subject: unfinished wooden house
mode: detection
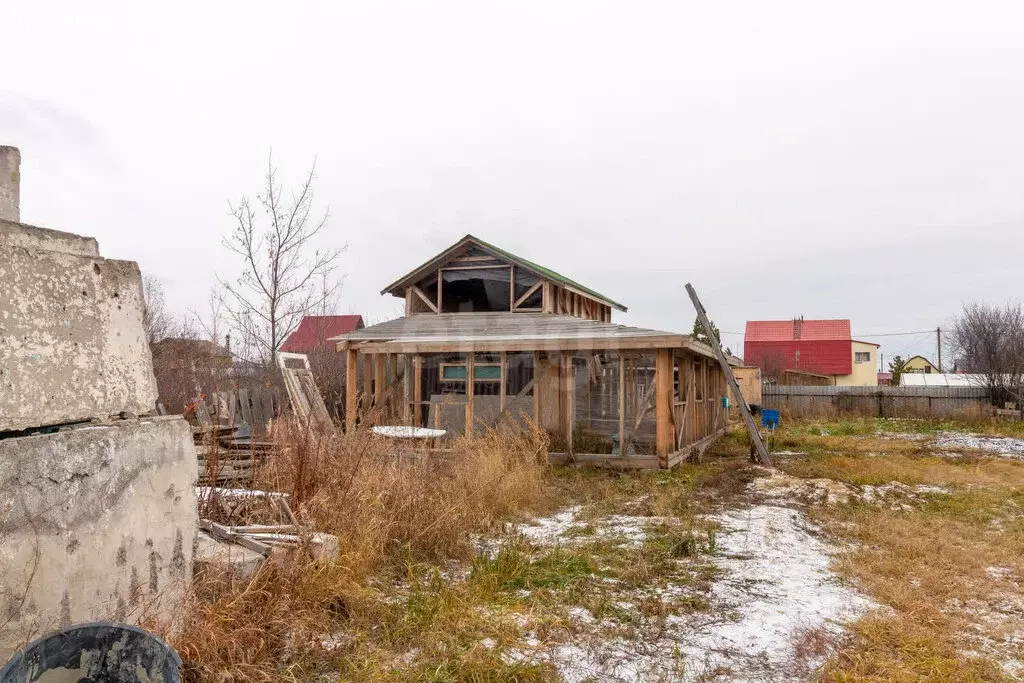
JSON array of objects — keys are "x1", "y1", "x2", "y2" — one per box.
[{"x1": 334, "y1": 235, "x2": 730, "y2": 468}]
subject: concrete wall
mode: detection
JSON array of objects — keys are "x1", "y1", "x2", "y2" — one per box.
[
  {"x1": 0, "y1": 417, "x2": 198, "y2": 661},
  {"x1": 0, "y1": 146, "x2": 19, "y2": 223},
  {"x1": 0, "y1": 221, "x2": 158, "y2": 431}
]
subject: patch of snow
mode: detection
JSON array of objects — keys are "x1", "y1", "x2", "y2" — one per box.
[
  {"x1": 987, "y1": 566, "x2": 1014, "y2": 580},
  {"x1": 514, "y1": 506, "x2": 582, "y2": 545},
  {"x1": 934, "y1": 434, "x2": 1024, "y2": 460},
  {"x1": 505, "y1": 500, "x2": 876, "y2": 682},
  {"x1": 859, "y1": 482, "x2": 951, "y2": 507},
  {"x1": 675, "y1": 504, "x2": 876, "y2": 680}
]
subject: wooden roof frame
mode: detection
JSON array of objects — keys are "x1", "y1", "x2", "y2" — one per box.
[{"x1": 380, "y1": 234, "x2": 628, "y2": 312}]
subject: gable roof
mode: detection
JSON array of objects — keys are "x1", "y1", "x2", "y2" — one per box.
[
  {"x1": 381, "y1": 234, "x2": 627, "y2": 312},
  {"x1": 745, "y1": 319, "x2": 851, "y2": 342},
  {"x1": 280, "y1": 315, "x2": 364, "y2": 354}
]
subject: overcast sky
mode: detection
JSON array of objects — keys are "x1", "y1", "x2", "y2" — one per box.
[{"x1": 3, "y1": 0, "x2": 1023, "y2": 366}]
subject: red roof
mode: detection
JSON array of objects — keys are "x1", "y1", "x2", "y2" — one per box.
[
  {"x1": 280, "y1": 315, "x2": 364, "y2": 354},
  {"x1": 745, "y1": 319, "x2": 851, "y2": 342}
]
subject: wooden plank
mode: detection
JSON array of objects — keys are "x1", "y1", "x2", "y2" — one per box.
[
  {"x1": 496, "y1": 377, "x2": 536, "y2": 422},
  {"x1": 405, "y1": 287, "x2": 414, "y2": 316},
  {"x1": 403, "y1": 355, "x2": 413, "y2": 422},
  {"x1": 542, "y1": 282, "x2": 554, "y2": 313},
  {"x1": 348, "y1": 335, "x2": 695, "y2": 354},
  {"x1": 563, "y1": 354, "x2": 575, "y2": 452},
  {"x1": 686, "y1": 283, "x2": 771, "y2": 467},
  {"x1": 655, "y1": 348, "x2": 674, "y2": 466},
  {"x1": 437, "y1": 267, "x2": 443, "y2": 313},
  {"x1": 413, "y1": 355, "x2": 423, "y2": 427},
  {"x1": 465, "y1": 353, "x2": 475, "y2": 434}
]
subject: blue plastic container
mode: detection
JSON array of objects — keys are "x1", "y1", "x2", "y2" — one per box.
[{"x1": 761, "y1": 408, "x2": 780, "y2": 429}]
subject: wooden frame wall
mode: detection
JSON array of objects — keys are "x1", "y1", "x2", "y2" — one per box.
[{"x1": 343, "y1": 342, "x2": 729, "y2": 468}]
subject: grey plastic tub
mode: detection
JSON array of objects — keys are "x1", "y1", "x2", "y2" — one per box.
[{"x1": 0, "y1": 622, "x2": 181, "y2": 682}]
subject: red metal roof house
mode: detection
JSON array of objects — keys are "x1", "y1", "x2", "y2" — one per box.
[
  {"x1": 280, "y1": 315, "x2": 365, "y2": 354},
  {"x1": 744, "y1": 319, "x2": 879, "y2": 386}
]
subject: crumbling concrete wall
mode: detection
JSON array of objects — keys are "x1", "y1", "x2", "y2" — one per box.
[
  {"x1": 0, "y1": 146, "x2": 19, "y2": 223},
  {"x1": 0, "y1": 220, "x2": 158, "y2": 432},
  {"x1": 0, "y1": 417, "x2": 198, "y2": 661}
]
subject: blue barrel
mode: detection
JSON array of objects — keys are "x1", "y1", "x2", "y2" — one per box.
[
  {"x1": 761, "y1": 408, "x2": 780, "y2": 429},
  {"x1": 1, "y1": 622, "x2": 181, "y2": 683}
]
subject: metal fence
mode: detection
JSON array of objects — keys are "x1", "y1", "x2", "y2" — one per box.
[{"x1": 762, "y1": 385, "x2": 992, "y2": 419}]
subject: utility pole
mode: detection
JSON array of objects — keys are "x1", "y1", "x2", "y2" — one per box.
[{"x1": 937, "y1": 327, "x2": 942, "y2": 373}]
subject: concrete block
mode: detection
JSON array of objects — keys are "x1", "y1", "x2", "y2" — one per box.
[
  {"x1": 0, "y1": 416, "x2": 199, "y2": 661},
  {"x1": 0, "y1": 222, "x2": 158, "y2": 432},
  {"x1": 194, "y1": 531, "x2": 265, "y2": 583}
]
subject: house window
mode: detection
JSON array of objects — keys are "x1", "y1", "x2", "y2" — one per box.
[
  {"x1": 439, "y1": 362, "x2": 501, "y2": 382},
  {"x1": 855, "y1": 351, "x2": 871, "y2": 364}
]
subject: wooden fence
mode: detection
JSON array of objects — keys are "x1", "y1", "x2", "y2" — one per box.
[{"x1": 762, "y1": 385, "x2": 992, "y2": 419}]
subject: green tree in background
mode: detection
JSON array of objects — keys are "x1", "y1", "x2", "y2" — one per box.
[
  {"x1": 888, "y1": 355, "x2": 908, "y2": 386},
  {"x1": 692, "y1": 316, "x2": 732, "y2": 356}
]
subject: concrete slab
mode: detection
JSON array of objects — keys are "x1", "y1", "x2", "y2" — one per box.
[
  {"x1": 0, "y1": 416, "x2": 198, "y2": 661},
  {"x1": 0, "y1": 222, "x2": 157, "y2": 431}
]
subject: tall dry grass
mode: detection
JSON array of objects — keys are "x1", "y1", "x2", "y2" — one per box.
[{"x1": 173, "y1": 419, "x2": 550, "y2": 681}]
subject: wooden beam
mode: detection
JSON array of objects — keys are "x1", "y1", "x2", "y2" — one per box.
[
  {"x1": 465, "y1": 353, "x2": 475, "y2": 435},
  {"x1": 437, "y1": 267, "x2": 443, "y2": 314},
  {"x1": 348, "y1": 334, "x2": 706, "y2": 355},
  {"x1": 405, "y1": 287, "x2": 414, "y2": 316},
  {"x1": 345, "y1": 348, "x2": 358, "y2": 435},
  {"x1": 655, "y1": 348, "x2": 674, "y2": 466},
  {"x1": 514, "y1": 281, "x2": 543, "y2": 308},
  {"x1": 412, "y1": 285, "x2": 438, "y2": 313},
  {"x1": 413, "y1": 355, "x2": 423, "y2": 427},
  {"x1": 499, "y1": 351, "x2": 507, "y2": 412},
  {"x1": 542, "y1": 282, "x2": 554, "y2": 314},
  {"x1": 686, "y1": 283, "x2": 771, "y2": 467}
]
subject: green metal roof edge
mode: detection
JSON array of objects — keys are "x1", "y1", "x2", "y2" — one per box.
[{"x1": 467, "y1": 235, "x2": 628, "y2": 311}]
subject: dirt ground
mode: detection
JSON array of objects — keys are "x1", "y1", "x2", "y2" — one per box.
[{"x1": 353, "y1": 418, "x2": 1024, "y2": 682}]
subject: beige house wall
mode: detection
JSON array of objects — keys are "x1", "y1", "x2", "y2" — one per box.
[{"x1": 834, "y1": 341, "x2": 879, "y2": 386}]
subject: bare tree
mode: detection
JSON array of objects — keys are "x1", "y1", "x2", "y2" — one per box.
[
  {"x1": 142, "y1": 273, "x2": 177, "y2": 345},
  {"x1": 950, "y1": 301, "x2": 1024, "y2": 406},
  {"x1": 220, "y1": 152, "x2": 345, "y2": 366}
]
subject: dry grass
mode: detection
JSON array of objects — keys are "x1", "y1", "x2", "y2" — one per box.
[
  {"x1": 761, "y1": 418, "x2": 1024, "y2": 681},
  {"x1": 172, "y1": 420, "x2": 553, "y2": 681}
]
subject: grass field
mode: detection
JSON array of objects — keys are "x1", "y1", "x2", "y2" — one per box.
[{"x1": 173, "y1": 417, "x2": 1024, "y2": 682}]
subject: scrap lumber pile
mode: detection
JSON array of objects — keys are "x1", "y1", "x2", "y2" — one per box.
[{"x1": 196, "y1": 486, "x2": 338, "y2": 562}]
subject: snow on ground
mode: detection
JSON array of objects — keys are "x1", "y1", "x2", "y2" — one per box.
[
  {"x1": 504, "y1": 486, "x2": 876, "y2": 682},
  {"x1": 512, "y1": 505, "x2": 671, "y2": 549},
  {"x1": 934, "y1": 434, "x2": 1024, "y2": 460}
]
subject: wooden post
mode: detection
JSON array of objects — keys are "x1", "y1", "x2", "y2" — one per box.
[
  {"x1": 403, "y1": 355, "x2": 412, "y2": 423},
  {"x1": 413, "y1": 355, "x2": 423, "y2": 427},
  {"x1": 655, "y1": 348, "x2": 674, "y2": 466},
  {"x1": 686, "y1": 283, "x2": 772, "y2": 467},
  {"x1": 564, "y1": 354, "x2": 574, "y2": 452},
  {"x1": 533, "y1": 351, "x2": 541, "y2": 420},
  {"x1": 362, "y1": 355, "x2": 373, "y2": 411},
  {"x1": 618, "y1": 353, "x2": 626, "y2": 455},
  {"x1": 542, "y1": 282, "x2": 554, "y2": 313},
  {"x1": 345, "y1": 349, "x2": 358, "y2": 435},
  {"x1": 465, "y1": 353, "x2": 475, "y2": 435},
  {"x1": 405, "y1": 287, "x2": 414, "y2": 316},
  {"x1": 374, "y1": 354, "x2": 386, "y2": 406},
  {"x1": 499, "y1": 351, "x2": 507, "y2": 412}
]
